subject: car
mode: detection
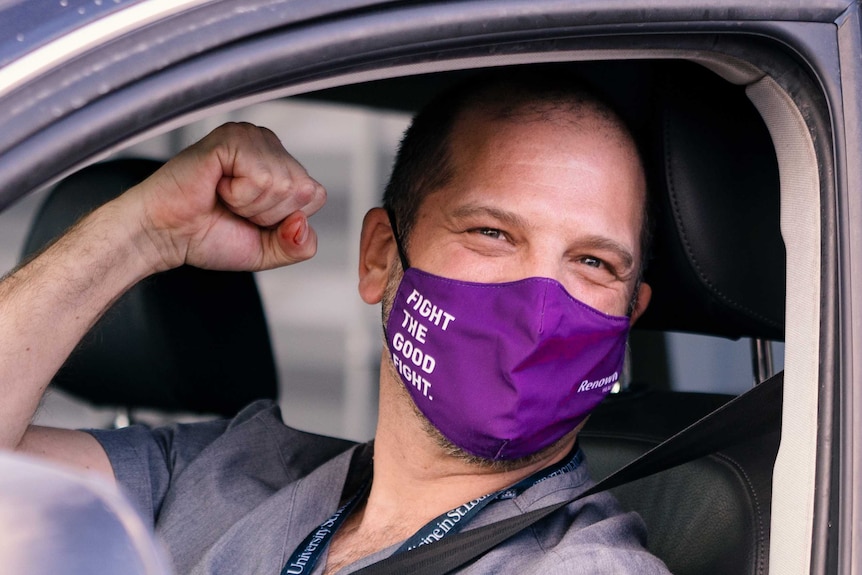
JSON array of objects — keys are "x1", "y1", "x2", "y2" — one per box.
[{"x1": 0, "y1": 1, "x2": 856, "y2": 574}]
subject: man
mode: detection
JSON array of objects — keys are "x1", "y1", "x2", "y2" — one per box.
[{"x1": 0, "y1": 72, "x2": 668, "y2": 573}]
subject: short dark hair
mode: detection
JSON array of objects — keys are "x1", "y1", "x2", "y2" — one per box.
[{"x1": 382, "y1": 67, "x2": 652, "y2": 274}]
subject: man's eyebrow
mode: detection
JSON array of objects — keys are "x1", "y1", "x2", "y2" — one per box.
[
  {"x1": 449, "y1": 204, "x2": 529, "y2": 229},
  {"x1": 579, "y1": 235, "x2": 635, "y2": 272}
]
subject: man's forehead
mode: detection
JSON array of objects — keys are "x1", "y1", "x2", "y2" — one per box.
[
  {"x1": 448, "y1": 100, "x2": 643, "y2": 180},
  {"x1": 450, "y1": 96, "x2": 640, "y2": 162},
  {"x1": 436, "y1": 96, "x2": 649, "y2": 268}
]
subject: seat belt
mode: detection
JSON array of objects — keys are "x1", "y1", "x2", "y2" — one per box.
[{"x1": 353, "y1": 370, "x2": 783, "y2": 575}]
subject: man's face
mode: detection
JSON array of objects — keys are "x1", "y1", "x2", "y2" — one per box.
[
  {"x1": 362, "y1": 104, "x2": 651, "y2": 468},
  {"x1": 404, "y1": 108, "x2": 649, "y2": 319}
]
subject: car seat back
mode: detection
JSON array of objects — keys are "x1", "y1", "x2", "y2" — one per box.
[
  {"x1": 582, "y1": 389, "x2": 779, "y2": 575},
  {"x1": 637, "y1": 62, "x2": 785, "y2": 340},
  {"x1": 21, "y1": 158, "x2": 278, "y2": 417}
]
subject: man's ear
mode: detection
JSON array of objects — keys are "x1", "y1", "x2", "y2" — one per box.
[
  {"x1": 629, "y1": 282, "x2": 652, "y2": 326},
  {"x1": 358, "y1": 207, "x2": 398, "y2": 304}
]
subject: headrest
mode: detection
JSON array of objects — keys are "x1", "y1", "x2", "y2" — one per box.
[
  {"x1": 22, "y1": 158, "x2": 278, "y2": 417},
  {"x1": 636, "y1": 63, "x2": 785, "y2": 341}
]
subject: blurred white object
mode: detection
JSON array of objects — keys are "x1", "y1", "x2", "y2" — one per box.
[{"x1": 0, "y1": 452, "x2": 173, "y2": 575}]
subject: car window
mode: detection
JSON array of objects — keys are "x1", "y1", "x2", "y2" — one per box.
[
  {"x1": 664, "y1": 332, "x2": 784, "y2": 395},
  {"x1": 0, "y1": 95, "x2": 782, "y2": 437},
  {"x1": 0, "y1": 98, "x2": 409, "y2": 439}
]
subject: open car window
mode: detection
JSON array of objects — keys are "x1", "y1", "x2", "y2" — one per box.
[{"x1": 0, "y1": 92, "x2": 782, "y2": 435}]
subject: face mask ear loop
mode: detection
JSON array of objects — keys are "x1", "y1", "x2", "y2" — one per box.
[{"x1": 386, "y1": 209, "x2": 411, "y2": 272}]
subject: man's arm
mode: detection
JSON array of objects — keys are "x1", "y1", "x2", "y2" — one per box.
[{"x1": 0, "y1": 122, "x2": 326, "y2": 480}]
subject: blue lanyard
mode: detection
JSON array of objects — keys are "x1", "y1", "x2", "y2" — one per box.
[
  {"x1": 280, "y1": 446, "x2": 582, "y2": 575},
  {"x1": 280, "y1": 479, "x2": 371, "y2": 575},
  {"x1": 394, "y1": 447, "x2": 583, "y2": 553}
]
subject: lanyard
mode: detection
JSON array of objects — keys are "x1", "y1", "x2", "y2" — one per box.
[
  {"x1": 280, "y1": 445, "x2": 582, "y2": 575},
  {"x1": 280, "y1": 479, "x2": 371, "y2": 575},
  {"x1": 394, "y1": 446, "x2": 583, "y2": 553}
]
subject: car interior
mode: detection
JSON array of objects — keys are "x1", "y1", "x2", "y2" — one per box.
[
  {"x1": 0, "y1": 58, "x2": 791, "y2": 575},
  {"x1": 21, "y1": 158, "x2": 278, "y2": 422},
  {"x1": 1, "y1": 0, "x2": 836, "y2": 562}
]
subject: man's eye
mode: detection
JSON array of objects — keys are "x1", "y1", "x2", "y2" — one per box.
[
  {"x1": 581, "y1": 256, "x2": 603, "y2": 268},
  {"x1": 475, "y1": 228, "x2": 504, "y2": 240}
]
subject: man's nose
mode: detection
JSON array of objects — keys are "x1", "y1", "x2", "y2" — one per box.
[{"x1": 518, "y1": 252, "x2": 567, "y2": 284}]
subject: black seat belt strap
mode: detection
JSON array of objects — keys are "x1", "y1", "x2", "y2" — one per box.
[{"x1": 353, "y1": 370, "x2": 783, "y2": 575}]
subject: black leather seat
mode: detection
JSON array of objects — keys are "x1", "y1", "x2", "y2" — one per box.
[
  {"x1": 580, "y1": 62, "x2": 784, "y2": 575},
  {"x1": 21, "y1": 158, "x2": 278, "y2": 418},
  {"x1": 582, "y1": 391, "x2": 778, "y2": 575}
]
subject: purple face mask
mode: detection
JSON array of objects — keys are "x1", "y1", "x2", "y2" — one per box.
[{"x1": 385, "y1": 266, "x2": 631, "y2": 461}]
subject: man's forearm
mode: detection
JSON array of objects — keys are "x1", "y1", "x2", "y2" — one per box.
[
  {"x1": 0, "y1": 197, "x2": 157, "y2": 449},
  {"x1": 0, "y1": 123, "x2": 325, "y2": 455}
]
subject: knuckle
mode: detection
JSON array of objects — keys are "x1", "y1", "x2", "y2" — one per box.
[
  {"x1": 256, "y1": 169, "x2": 275, "y2": 192},
  {"x1": 212, "y1": 121, "x2": 257, "y2": 144},
  {"x1": 259, "y1": 126, "x2": 281, "y2": 143},
  {"x1": 214, "y1": 121, "x2": 241, "y2": 137},
  {"x1": 293, "y1": 182, "x2": 314, "y2": 204}
]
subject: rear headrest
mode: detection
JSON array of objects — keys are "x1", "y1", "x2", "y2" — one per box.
[
  {"x1": 22, "y1": 158, "x2": 278, "y2": 417},
  {"x1": 637, "y1": 64, "x2": 785, "y2": 341}
]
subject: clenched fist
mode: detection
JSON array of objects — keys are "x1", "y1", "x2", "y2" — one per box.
[{"x1": 121, "y1": 122, "x2": 327, "y2": 273}]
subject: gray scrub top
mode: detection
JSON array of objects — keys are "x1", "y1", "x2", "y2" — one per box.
[{"x1": 88, "y1": 400, "x2": 670, "y2": 574}]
